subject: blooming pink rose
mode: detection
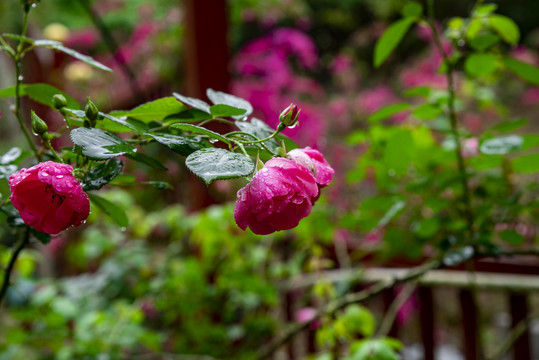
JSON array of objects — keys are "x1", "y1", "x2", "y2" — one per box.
[
  {"x1": 234, "y1": 157, "x2": 319, "y2": 235},
  {"x1": 287, "y1": 147, "x2": 334, "y2": 201},
  {"x1": 9, "y1": 161, "x2": 90, "y2": 234}
]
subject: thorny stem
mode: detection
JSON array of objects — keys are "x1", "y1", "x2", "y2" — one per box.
[
  {"x1": 14, "y1": 8, "x2": 39, "y2": 160},
  {"x1": 254, "y1": 260, "x2": 441, "y2": 360},
  {"x1": 0, "y1": 227, "x2": 31, "y2": 308},
  {"x1": 426, "y1": 0, "x2": 474, "y2": 243}
]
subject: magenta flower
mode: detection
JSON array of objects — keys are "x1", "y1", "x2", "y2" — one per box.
[
  {"x1": 287, "y1": 147, "x2": 334, "y2": 201},
  {"x1": 9, "y1": 161, "x2": 90, "y2": 234},
  {"x1": 234, "y1": 157, "x2": 319, "y2": 235}
]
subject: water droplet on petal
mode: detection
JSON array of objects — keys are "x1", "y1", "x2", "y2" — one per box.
[{"x1": 56, "y1": 175, "x2": 64, "y2": 179}]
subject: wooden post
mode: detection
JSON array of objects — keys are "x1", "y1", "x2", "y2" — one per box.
[
  {"x1": 184, "y1": 0, "x2": 230, "y2": 99},
  {"x1": 418, "y1": 287, "x2": 435, "y2": 360},
  {"x1": 459, "y1": 289, "x2": 480, "y2": 360},
  {"x1": 183, "y1": 0, "x2": 231, "y2": 210},
  {"x1": 509, "y1": 293, "x2": 531, "y2": 360}
]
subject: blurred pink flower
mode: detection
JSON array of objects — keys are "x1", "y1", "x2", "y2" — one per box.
[
  {"x1": 462, "y1": 137, "x2": 479, "y2": 158},
  {"x1": 357, "y1": 85, "x2": 398, "y2": 114},
  {"x1": 294, "y1": 307, "x2": 320, "y2": 328},
  {"x1": 9, "y1": 161, "x2": 90, "y2": 234},
  {"x1": 522, "y1": 87, "x2": 539, "y2": 105},
  {"x1": 64, "y1": 28, "x2": 100, "y2": 49}
]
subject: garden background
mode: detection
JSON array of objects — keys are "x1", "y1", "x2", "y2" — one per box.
[{"x1": 1, "y1": 0, "x2": 539, "y2": 359}]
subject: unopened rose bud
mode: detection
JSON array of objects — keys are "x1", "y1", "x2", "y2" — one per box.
[
  {"x1": 52, "y1": 94, "x2": 68, "y2": 109},
  {"x1": 31, "y1": 110, "x2": 48, "y2": 136},
  {"x1": 279, "y1": 103, "x2": 300, "y2": 127},
  {"x1": 85, "y1": 98, "x2": 99, "y2": 124}
]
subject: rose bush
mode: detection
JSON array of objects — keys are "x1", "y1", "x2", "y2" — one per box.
[
  {"x1": 234, "y1": 149, "x2": 333, "y2": 235},
  {"x1": 9, "y1": 161, "x2": 90, "y2": 234}
]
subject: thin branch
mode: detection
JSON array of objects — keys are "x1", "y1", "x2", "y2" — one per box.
[
  {"x1": 426, "y1": 0, "x2": 474, "y2": 242},
  {"x1": 254, "y1": 260, "x2": 440, "y2": 360},
  {"x1": 0, "y1": 227, "x2": 31, "y2": 307},
  {"x1": 487, "y1": 308, "x2": 539, "y2": 360},
  {"x1": 376, "y1": 282, "x2": 418, "y2": 337}
]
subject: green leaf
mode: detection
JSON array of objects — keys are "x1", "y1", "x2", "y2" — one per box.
[
  {"x1": 466, "y1": 18, "x2": 483, "y2": 40},
  {"x1": 403, "y1": 87, "x2": 431, "y2": 98},
  {"x1": 206, "y1": 88, "x2": 253, "y2": 119},
  {"x1": 503, "y1": 57, "x2": 539, "y2": 85},
  {"x1": 367, "y1": 103, "x2": 410, "y2": 123},
  {"x1": 412, "y1": 217, "x2": 440, "y2": 238},
  {"x1": 185, "y1": 148, "x2": 254, "y2": 184},
  {"x1": 125, "y1": 152, "x2": 168, "y2": 170},
  {"x1": 147, "y1": 133, "x2": 204, "y2": 156},
  {"x1": 83, "y1": 158, "x2": 123, "y2": 191},
  {"x1": 172, "y1": 92, "x2": 211, "y2": 113},
  {"x1": 0, "y1": 84, "x2": 80, "y2": 109},
  {"x1": 374, "y1": 17, "x2": 415, "y2": 68},
  {"x1": 100, "y1": 112, "x2": 147, "y2": 134},
  {"x1": 474, "y1": 4, "x2": 498, "y2": 15},
  {"x1": 499, "y1": 230, "x2": 524, "y2": 245},
  {"x1": 470, "y1": 33, "x2": 500, "y2": 51},
  {"x1": 339, "y1": 305, "x2": 375, "y2": 337},
  {"x1": 121, "y1": 97, "x2": 186, "y2": 122},
  {"x1": 235, "y1": 118, "x2": 279, "y2": 152},
  {"x1": 0, "y1": 147, "x2": 23, "y2": 164},
  {"x1": 512, "y1": 153, "x2": 539, "y2": 173},
  {"x1": 479, "y1": 135, "x2": 523, "y2": 155},
  {"x1": 521, "y1": 134, "x2": 539, "y2": 150},
  {"x1": 31, "y1": 229, "x2": 51, "y2": 245},
  {"x1": 70, "y1": 128, "x2": 135, "y2": 160},
  {"x1": 0, "y1": 165, "x2": 17, "y2": 180},
  {"x1": 209, "y1": 104, "x2": 247, "y2": 118},
  {"x1": 401, "y1": 2, "x2": 423, "y2": 18},
  {"x1": 489, "y1": 15, "x2": 520, "y2": 45},
  {"x1": 170, "y1": 123, "x2": 230, "y2": 145},
  {"x1": 491, "y1": 118, "x2": 527, "y2": 133},
  {"x1": 349, "y1": 339, "x2": 400, "y2": 360},
  {"x1": 465, "y1": 53, "x2": 497, "y2": 77},
  {"x1": 88, "y1": 193, "x2": 128, "y2": 227},
  {"x1": 412, "y1": 103, "x2": 443, "y2": 120},
  {"x1": 33, "y1": 40, "x2": 112, "y2": 72},
  {"x1": 144, "y1": 181, "x2": 173, "y2": 190}
]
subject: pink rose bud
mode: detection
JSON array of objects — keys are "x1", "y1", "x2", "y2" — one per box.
[
  {"x1": 279, "y1": 103, "x2": 300, "y2": 127},
  {"x1": 234, "y1": 157, "x2": 319, "y2": 235},
  {"x1": 287, "y1": 147, "x2": 334, "y2": 202},
  {"x1": 9, "y1": 161, "x2": 90, "y2": 234}
]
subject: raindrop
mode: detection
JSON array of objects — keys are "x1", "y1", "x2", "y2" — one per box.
[
  {"x1": 120, "y1": 227, "x2": 127, "y2": 232},
  {"x1": 287, "y1": 123, "x2": 299, "y2": 129},
  {"x1": 42, "y1": 172, "x2": 49, "y2": 176},
  {"x1": 31, "y1": 3, "x2": 37, "y2": 7},
  {"x1": 56, "y1": 175, "x2": 64, "y2": 179},
  {"x1": 209, "y1": 139, "x2": 218, "y2": 144},
  {"x1": 17, "y1": 75, "x2": 23, "y2": 81}
]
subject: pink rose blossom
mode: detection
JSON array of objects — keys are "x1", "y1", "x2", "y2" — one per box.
[
  {"x1": 9, "y1": 161, "x2": 90, "y2": 234},
  {"x1": 287, "y1": 147, "x2": 334, "y2": 198},
  {"x1": 234, "y1": 157, "x2": 319, "y2": 235}
]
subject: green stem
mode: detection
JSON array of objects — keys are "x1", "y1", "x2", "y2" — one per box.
[
  {"x1": 45, "y1": 139, "x2": 64, "y2": 163},
  {"x1": 426, "y1": 0, "x2": 474, "y2": 242},
  {"x1": 0, "y1": 227, "x2": 30, "y2": 308},
  {"x1": 226, "y1": 131, "x2": 277, "y2": 156},
  {"x1": 14, "y1": 8, "x2": 39, "y2": 160}
]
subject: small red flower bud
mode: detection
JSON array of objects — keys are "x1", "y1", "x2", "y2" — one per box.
[{"x1": 279, "y1": 103, "x2": 300, "y2": 127}]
